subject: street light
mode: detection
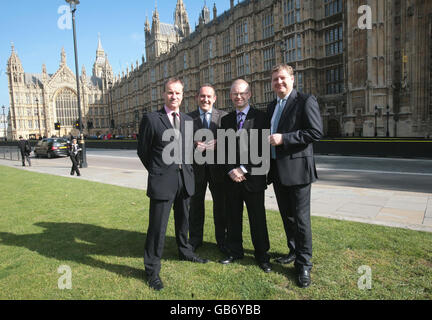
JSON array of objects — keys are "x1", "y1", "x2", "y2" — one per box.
[
  {"x1": 2, "y1": 105, "x2": 6, "y2": 141},
  {"x1": 66, "y1": 0, "x2": 87, "y2": 168},
  {"x1": 35, "y1": 98, "x2": 42, "y2": 138},
  {"x1": 374, "y1": 105, "x2": 378, "y2": 137},
  {"x1": 386, "y1": 105, "x2": 390, "y2": 137},
  {"x1": 108, "y1": 80, "x2": 114, "y2": 133}
]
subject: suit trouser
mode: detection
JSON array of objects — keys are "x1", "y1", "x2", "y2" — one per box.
[
  {"x1": 225, "y1": 182, "x2": 270, "y2": 263},
  {"x1": 189, "y1": 165, "x2": 227, "y2": 248},
  {"x1": 273, "y1": 181, "x2": 313, "y2": 271},
  {"x1": 70, "y1": 155, "x2": 80, "y2": 175},
  {"x1": 144, "y1": 170, "x2": 195, "y2": 280},
  {"x1": 20, "y1": 152, "x2": 31, "y2": 166}
]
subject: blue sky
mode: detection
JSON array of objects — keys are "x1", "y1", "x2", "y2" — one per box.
[{"x1": 0, "y1": 0, "x2": 231, "y2": 113}]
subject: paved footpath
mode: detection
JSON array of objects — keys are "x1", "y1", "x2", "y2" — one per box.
[{"x1": 1, "y1": 155, "x2": 431, "y2": 233}]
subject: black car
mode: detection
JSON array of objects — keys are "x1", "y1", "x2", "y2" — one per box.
[{"x1": 34, "y1": 138, "x2": 70, "y2": 158}]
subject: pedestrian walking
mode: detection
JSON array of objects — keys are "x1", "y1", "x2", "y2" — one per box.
[
  {"x1": 69, "y1": 138, "x2": 82, "y2": 176},
  {"x1": 17, "y1": 136, "x2": 31, "y2": 167}
]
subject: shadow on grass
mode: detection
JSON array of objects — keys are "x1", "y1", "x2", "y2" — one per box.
[{"x1": 0, "y1": 222, "x2": 183, "y2": 283}]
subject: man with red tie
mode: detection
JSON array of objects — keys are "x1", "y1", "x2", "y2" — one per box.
[{"x1": 137, "y1": 78, "x2": 208, "y2": 291}]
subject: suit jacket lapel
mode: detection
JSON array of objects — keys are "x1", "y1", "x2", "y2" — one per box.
[
  {"x1": 243, "y1": 107, "x2": 255, "y2": 130},
  {"x1": 278, "y1": 90, "x2": 298, "y2": 131},
  {"x1": 268, "y1": 100, "x2": 277, "y2": 118},
  {"x1": 158, "y1": 108, "x2": 172, "y2": 130}
]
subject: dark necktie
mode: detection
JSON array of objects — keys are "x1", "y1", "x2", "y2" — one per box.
[
  {"x1": 172, "y1": 112, "x2": 182, "y2": 168},
  {"x1": 173, "y1": 112, "x2": 180, "y2": 131},
  {"x1": 203, "y1": 112, "x2": 210, "y2": 129},
  {"x1": 237, "y1": 112, "x2": 245, "y2": 130}
]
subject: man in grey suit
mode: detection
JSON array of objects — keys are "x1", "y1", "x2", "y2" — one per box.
[
  {"x1": 137, "y1": 78, "x2": 208, "y2": 291},
  {"x1": 267, "y1": 65, "x2": 323, "y2": 288},
  {"x1": 187, "y1": 84, "x2": 228, "y2": 254}
]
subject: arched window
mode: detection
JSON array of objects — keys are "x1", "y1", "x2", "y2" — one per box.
[{"x1": 55, "y1": 88, "x2": 78, "y2": 127}]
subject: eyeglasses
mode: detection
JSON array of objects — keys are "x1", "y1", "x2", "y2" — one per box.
[{"x1": 231, "y1": 91, "x2": 249, "y2": 97}]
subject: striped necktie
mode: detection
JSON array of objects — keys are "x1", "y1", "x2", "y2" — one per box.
[{"x1": 237, "y1": 112, "x2": 245, "y2": 130}]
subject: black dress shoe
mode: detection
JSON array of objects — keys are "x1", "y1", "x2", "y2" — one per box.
[
  {"x1": 182, "y1": 255, "x2": 209, "y2": 264},
  {"x1": 259, "y1": 262, "x2": 272, "y2": 273},
  {"x1": 191, "y1": 243, "x2": 202, "y2": 252},
  {"x1": 219, "y1": 256, "x2": 242, "y2": 265},
  {"x1": 217, "y1": 244, "x2": 229, "y2": 255},
  {"x1": 275, "y1": 252, "x2": 296, "y2": 265},
  {"x1": 148, "y1": 276, "x2": 164, "y2": 291},
  {"x1": 297, "y1": 269, "x2": 311, "y2": 288}
]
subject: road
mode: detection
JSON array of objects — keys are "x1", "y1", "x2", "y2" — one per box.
[{"x1": 86, "y1": 149, "x2": 432, "y2": 194}]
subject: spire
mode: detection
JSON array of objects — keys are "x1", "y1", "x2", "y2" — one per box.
[
  {"x1": 174, "y1": 0, "x2": 190, "y2": 37},
  {"x1": 152, "y1": 3, "x2": 160, "y2": 34},
  {"x1": 81, "y1": 65, "x2": 87, "y2": 78},
  {"x1": 60, "y1": 47, "x2": 67, "y2": 66},
  {"x1": 7, "y1": 42, "x2": 24, "y2": 76},
  {"x1": 213, "y1": 3, "x2": 217, "y2": 20},
  {"x1": 145, "y1": 14, "x2": 150, "y2": 33},
  {"x1": 96, "y1": 33, "x2": 105, "y2": 58},
  {"x1": 200, "y1": 1, "x2": 210, "y2": 25}
]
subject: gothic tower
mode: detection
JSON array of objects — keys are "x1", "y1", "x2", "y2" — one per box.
[
  {"x1": 7, "y1": 43, "x2": 24, "y2": 85},
  {"x1": 145, "y1": 2, "x2": 189, "y2": 62},
  {"x1": 174, "y1": 0, "x2": 190, "y2": 37},
  {"x1": 92, "y1": 35, "x2": 112, "y2": 80}
]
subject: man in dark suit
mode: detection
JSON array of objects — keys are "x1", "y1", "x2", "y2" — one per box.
[
  {"x1": 137, "y1": 78, "x2": 208, "y2": 291},
  {"x1": 188, "y1": 84, "x2": 228, "y2": 253},
  {"x1": 267, "y1": 65, "x2": 323, "y2": 288},
  {"x1": 18, "y1": 136, "x2": 31, "y2": 167},
  {"x1": 219, "y1": 79, "x2": 272, "y2": 273}
]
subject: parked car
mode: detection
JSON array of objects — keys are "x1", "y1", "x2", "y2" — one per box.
[{"x1": 34, "y1": 138, "x2": 70, "y2": 158}]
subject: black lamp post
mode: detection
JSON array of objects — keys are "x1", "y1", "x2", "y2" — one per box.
[
  {"x1": 374, "y1": 105, "x2": 378, "y2": 137},
  {"x1": 2, "y1": 105, "x2": 6, "y2": 140},
  {"x1": 386, "y1": 105, "x2": 390, "y2": 137},
  {"x1": 66, "y1": 0, "x2": 87, "y2": 168},
  {"x1": 108, "y1": 81, "x2": 114, "y2": 133},
  {"x1": 35, "y1": 98, "x2": 42, "y2": 138}
]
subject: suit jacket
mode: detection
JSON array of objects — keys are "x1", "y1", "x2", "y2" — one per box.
[
  {"x1": 267, "y1": 89, "x2": 323, "y2": 186},
  {"x1": 137, "y1": 108, "x2": 195, "y2": 200},
  {"x1": 18, "y1": 139, "x2": 31, "y2": 155},
  {"x1": 187, "y1": 107, "x2": 228, "y2": 184},
  {"x1": 220, "y1": 107, "x2": 269, "y2": 193}
]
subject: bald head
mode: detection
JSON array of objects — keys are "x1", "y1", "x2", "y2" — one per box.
[
  {"x1": 230, "y1": 79, "x2": 252, "y2": 111},
  {"x1": 230, "y1": 79, "x2": 250, "y2": 94}
]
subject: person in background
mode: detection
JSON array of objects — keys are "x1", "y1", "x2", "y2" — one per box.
[
  {"x1": 18, "y1": 136, "x2": 31, "y2": 167},
  {"x1": 69, "y1": 138, "x2": 82, "y2": 176}
]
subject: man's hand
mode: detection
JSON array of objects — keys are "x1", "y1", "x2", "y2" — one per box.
[
  {"x1": 195, "y1": 141, "x2": 207, "y2": 152},
  {"x1": 195, "y1": 139, "x2": 217, "y2": 152},
  {"x1": 228, "y1": 168, "x2": 246, "y2": 183},
  {"x1": 205, "y1": 139, "x2": 217, "y2": 151},
  {"x1": 269, "y1": 134, "x2": 283, "y2": 146}
]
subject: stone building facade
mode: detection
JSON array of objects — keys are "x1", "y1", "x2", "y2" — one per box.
[
  {"x1": 6, "y1": 38, "x2": 112, "y2": 140},
  {"x1": 6, "y1": 0, "x2": 432, "y2": 139}
]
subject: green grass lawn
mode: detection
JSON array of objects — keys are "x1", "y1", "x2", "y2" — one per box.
[{"x1": 0, "y1": 165, "x2": 431, "y2": 300}]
